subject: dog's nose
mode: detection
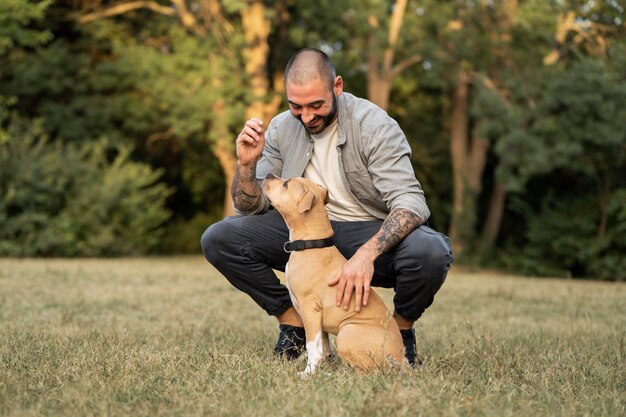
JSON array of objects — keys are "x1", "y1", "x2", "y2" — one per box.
[{"x1": 265, "y1": 173, "x2": 277, "y2": 179}]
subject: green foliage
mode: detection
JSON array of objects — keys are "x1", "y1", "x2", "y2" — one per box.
[
  {"x1": 1, "y1": 18, "x2": 239, "y2": 230},
  {"x1": 501, "y1": 190, "x2": 626, "y2": 281},
  {"x1": 493, "y1": 56, "x2": 626, "y2": 280},
  {"x1": 0, "y1": 96, "x2": 17, "y2": 144},
  {"x1": 497, "y1": 46, "x2": 626, "y2": 193},
  {"x1": 158, "y1": 211, "x2": 222, "y2": 254},
  {"x1": 0, "y1": 0, "x2": 624, "y2": 280},
  {"x1": 0, "y1": 119, "x2": 172, "y2": 256},
  {"x1": 3, "y1": 20, "x2": 239, "y2": 145},
  {"x1": 0, "y1": 0, "x2": 52, "y2": 55}
]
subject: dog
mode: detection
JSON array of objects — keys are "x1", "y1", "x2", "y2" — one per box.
[{"x1": 262, "y1": 175, "x2": 406, "y2": 375}]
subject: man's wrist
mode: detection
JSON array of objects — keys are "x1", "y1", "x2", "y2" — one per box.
[
  {"x1": 237, "y1": 161, "x2": 257, "y2": 182},
  {"x1": 232, "y1": 161, "x2": 262, "y2": 213},
  {"x1": 355, "y1": 244, "x2": 379, "y2": 264}
]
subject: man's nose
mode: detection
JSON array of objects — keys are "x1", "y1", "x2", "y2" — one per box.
[{"x1": 301, "y1": 108, "x2": 314, "y2": 123}]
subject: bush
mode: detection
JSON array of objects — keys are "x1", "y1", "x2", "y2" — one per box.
[
  {"x1": 158, "y1": 211, "x2": 222, "y2": 254},
  {"x1": 0, "y1": 119, "x2": 172, "y2": 256},
  {"x1": 506, "y1": 192, "x2": 626, "y2": 281}
]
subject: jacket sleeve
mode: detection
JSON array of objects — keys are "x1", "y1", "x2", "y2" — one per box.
[{"x1": 363, "y1": 121, "x2": 431, "y2": 223}]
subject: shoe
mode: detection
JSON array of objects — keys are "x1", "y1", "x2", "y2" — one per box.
[
  {"x1": 273, "y1": 324, "x2": 306, "y2": 360},
  {"x1": 400, "y1": 328, "x2": 424, "y2": 369}
]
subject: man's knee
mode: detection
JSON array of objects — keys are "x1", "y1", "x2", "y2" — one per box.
[
  {"x1": 200, "y1": 220, "x2": 232, "y2": 264},
  {"x1": 392, "y1": 228, "x2": 452, "y2": 321},
  {"x1": 404, "y1": 227, "x2": 453, "y2": 280},
  {"x1": 424, "y1": 234, "x2": 453, "y2": 276}
]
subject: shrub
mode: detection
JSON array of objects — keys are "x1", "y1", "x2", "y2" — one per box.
[
  {"x1": 0, "y1": 119, "x2": 172, "y2": 256},
  {"x1": 510, "y1": 192, "x2": 626, "y2": 281}
]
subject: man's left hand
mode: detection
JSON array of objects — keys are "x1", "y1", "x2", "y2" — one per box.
[{"x1": 327, "y1": 250, "x2": 375, "y2": 312}]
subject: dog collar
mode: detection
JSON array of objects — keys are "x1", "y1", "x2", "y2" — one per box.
[{"x1": 283, "y1": 236, "x2": 335, "y2": 253}]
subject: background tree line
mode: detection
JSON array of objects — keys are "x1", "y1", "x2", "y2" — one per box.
[{"x1": 1, "y1": 0, "x2": 624, "y2": 280}]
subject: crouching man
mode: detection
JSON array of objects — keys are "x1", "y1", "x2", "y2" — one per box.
[{"x1": 201, "y1": 48, "x2": 453, "y2": 367}]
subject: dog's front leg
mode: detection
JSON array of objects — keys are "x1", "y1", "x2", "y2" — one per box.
[{"x1": 300, "y1": 310, "x2": 325, "y2": 377}]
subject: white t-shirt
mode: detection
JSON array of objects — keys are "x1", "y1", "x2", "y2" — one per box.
[{"x1": 303, "y1": 120, "x2": 378, "y2": 222}]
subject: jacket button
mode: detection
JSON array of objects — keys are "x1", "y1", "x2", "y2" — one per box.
[{"x1": 306, "y1": 153, "x2": 311, "y2": 158}]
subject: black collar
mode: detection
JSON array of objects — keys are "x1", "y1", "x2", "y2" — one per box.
[{"x1": 283, "y1": 236, "x2": 335, "y2": 253}]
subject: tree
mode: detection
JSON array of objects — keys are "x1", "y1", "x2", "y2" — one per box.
[
  {"x1": 496, "y1": 56, "x2": 626, "y2": 238},
  {"x1": 429, "y1": 0, "x2": 544, "y2": 256},
  {"x1": 0, "y1": 0, "x2": 52, "y2": 142},
  {"x1": 0, "y1": 0, "x2": 52, "y2": 55},
  {"x1": 0, "y1": 119, "x2": 172, "y2": 256},
  {"x1": 365, "y1": 0, "x2": 423, "y2": 110},
  {"x1": 71, "y1": 0, "x2": 287, "y2": 217}
]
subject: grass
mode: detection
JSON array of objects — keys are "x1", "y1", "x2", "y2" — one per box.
[{"x1": 0, "y1": 257, "x2": 624, "y2": 417}]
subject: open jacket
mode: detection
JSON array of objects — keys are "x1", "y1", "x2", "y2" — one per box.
[{"x1": 242, "y1": 92, "x2": 430, "y2": 223}]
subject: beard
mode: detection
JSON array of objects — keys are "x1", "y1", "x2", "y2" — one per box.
[{"x1": 296, "y1": 95, "x2": 338, "y2": 135}]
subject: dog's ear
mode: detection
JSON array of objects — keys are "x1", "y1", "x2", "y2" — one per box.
[
  {"x1": 297, "y1": 189, "x2": 316, "y2": 213},
  {"x1": 322, "y1": 187, "x2": 329, "y2": 204},
  {"x1": 313, "y1": 182, "x2": 330, "y2": 205}
]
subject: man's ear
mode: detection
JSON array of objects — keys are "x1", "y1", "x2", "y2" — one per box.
[
  {"x1": 333, "y1": 76, "x2": 344, "y2": 96},
  {"x1": 297, "y1": 189, "x2": 316, "y2": 213}
]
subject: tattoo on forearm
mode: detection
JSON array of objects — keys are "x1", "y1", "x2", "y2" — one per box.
[
  {"x1": 373, "y1": 208, "x2": 423, "y2": 255},
  {"x1": 231, "y1": 166, "x2": 261, "y2": 212}
]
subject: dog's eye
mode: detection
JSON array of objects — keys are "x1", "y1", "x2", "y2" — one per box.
[{"x1": 283, "y1": 180, "x2": 289, "y2": 188}]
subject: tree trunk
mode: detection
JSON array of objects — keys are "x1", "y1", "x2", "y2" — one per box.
[
  {"x1": 241, "y1": 0, "x2": 276, "y2": 122},
  {"x1": 204, "y1": 1, "x2": 283, "y2": 219},
  {"x1": 448, "y1": 70, "x2": 470, "y2": 255},
  {"x1": 448, "y1": 70, "x2": 491, "y2": 256},
  {"x1": 479, "y1": 182, "x2": 506, "y2": 251},
  {"x1": 240, "y1": 0, "x2": 282, "y2": 127},
  {"x1": 366, "y1": 0, "x2": 421, "y2": 111},
  {"x1": 215, "y1": 142, "x2": 237, "y2": 217},
  {"x1": 207, "y1": 0, "x2": 281, "y2": 219},
  {"x1": 211, "y1": 100, "x2": 238, "y2": 217},
  {"x1": 467, "y1": 124, "x2": 489, "y2": 192},
  {"x1": 473, "y1": 0, "x2": 516, "y2": 254}
]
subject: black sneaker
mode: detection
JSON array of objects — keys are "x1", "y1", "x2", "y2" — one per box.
[
  {"x1": 273, "y1": 324, "x2": 306, "y2": 360},
  {"x1": 400, "y1": 328, "x2": 423, "y2": 369}
]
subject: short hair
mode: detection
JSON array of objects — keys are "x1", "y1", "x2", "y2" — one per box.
[{"x1": 284, "y1": 48, "x2": 337, "y2": 90}]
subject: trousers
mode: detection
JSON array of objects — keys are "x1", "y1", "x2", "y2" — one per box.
[{"x1": 201, "y1": 210, "x2": 453, "y2": 322}]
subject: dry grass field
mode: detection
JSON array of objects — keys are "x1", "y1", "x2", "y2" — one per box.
[{"x1": 0, "y1": 256, "x2": 624, "y2": 417}]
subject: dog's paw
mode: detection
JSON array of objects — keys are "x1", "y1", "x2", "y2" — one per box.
[{"x1": 298, "y1": 364, "x2": 316, "y2": 378}]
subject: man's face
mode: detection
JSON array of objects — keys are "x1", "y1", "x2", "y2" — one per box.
[{"x1": 286, "y1": 77, "x2": 341, "y2": 135}]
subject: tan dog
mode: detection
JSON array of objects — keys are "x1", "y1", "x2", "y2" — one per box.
[{"x1": 262, "y1": 175, "x2": 406, "y2": 375}]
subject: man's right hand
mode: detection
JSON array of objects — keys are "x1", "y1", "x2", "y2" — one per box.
[{"x1": 236, "y1": 118, "x2": 265, "y2": 166}]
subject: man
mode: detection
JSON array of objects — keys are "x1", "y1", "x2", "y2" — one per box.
[{"x1": 201, "y1": 48, "x2": 452, "y2": 367}]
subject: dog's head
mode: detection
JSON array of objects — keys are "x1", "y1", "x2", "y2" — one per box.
[{"x1": 262, "y1": 175, "x2": 329, "y2": 219}]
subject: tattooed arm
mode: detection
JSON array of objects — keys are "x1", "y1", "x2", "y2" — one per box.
[
  {"x1": 367, "y1": 208, "x2": 423, "y2": 257},
  {"x1": 231, "y1": 162, "x2": 262, "y2": 213},
  {"x1": 328, "y1": 208, "x2": 424, "y2": 312},
  {"x1": 231, "y1": 118, "x2": 265, "y2": 214}
]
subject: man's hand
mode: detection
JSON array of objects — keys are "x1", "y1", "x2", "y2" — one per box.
[
  {"x1": 328, "y1": 249, "x2": 376, "y2": 312},
  {"x1": 236, "y1": 118, "x2": 265, "y2": 166},
  {"x1": 327, "y1": 208, "x2": 423, "y2": 312},
  {"x1": 232, "y1": 117, "x2": 265, "y2": 213}
]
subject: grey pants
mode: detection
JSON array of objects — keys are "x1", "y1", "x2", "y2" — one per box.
[{"x1": 201, "y1": 210, "x2": 453, "y2": 322}]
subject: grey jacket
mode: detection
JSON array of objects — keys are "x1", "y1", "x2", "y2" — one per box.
[{"x1": 247, "y1": 92, "x2": 430, "y2": 222}]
